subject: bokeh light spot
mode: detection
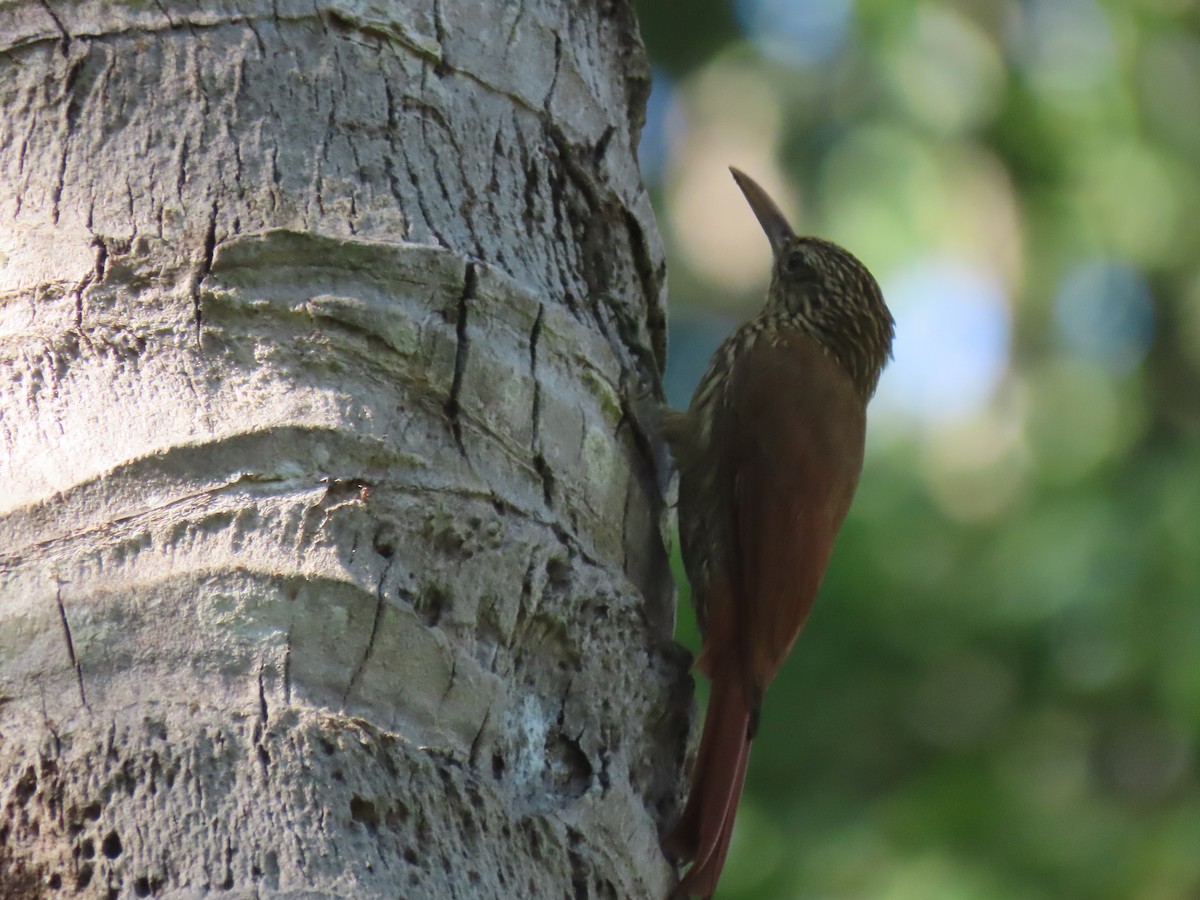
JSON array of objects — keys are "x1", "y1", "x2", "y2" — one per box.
[
  {"x1": 1008, "y1": 0, "x2": 1115, "y2": 95},
  {"x1": 667, "y1": 64, "x2": 791, "y2": 294},
  {"x1": 638, "y1": 68, "x2": 683, "y2": 186},
  {"x1": 1053, "y1": 631, "x2": 1130, "y2": 692},
  {"x1": 921, "y1": 411, "x2": 1030, "y2": 523},
  {"x1": 1140, "y1": 34, "x2": 1200, "y2": 156},
  {"x1": 717, "y1": 800, "x2": 785, "y2": 893},
  {"x1": 885, "y1": 5, "x2": 1004, "y2": 135},
  {"x1": 1095, "y1": 715, "x2": 1193, "y2": 803},
  {"x1": 819, "y1": 130, "x2": 1023, "y2": 288},
  {"x1": 1022, "y1": 358, "x2": 1124, "y2": 484},
  {"x1": 996, "y1": 712, "x2": 1091, "y2": 812},
  {"x1": 1181, "y1": 272, "x2": 1200, "y2": 371},
  {"x1": 819, "y1": 125, "x2": 942, "y2": 271},
  {"x1": 1076, "y1": 141, "x2": 1185, "y2": 266},
  {"x1": 1053, "y1": 259, "x2": 1154, "y2": 374},
  {"x1": 663, "y1": 313, "x2": 730, "y2": 409},
  {"x1": 906, "y1": 653, "x2": 1015, "y2": 749},
  {"x1": 734, "y1": 0, "x2": 853, "y2": 67},
  {"x1": 875, "y1": 260, "x2": 1011, "y2": 424}
]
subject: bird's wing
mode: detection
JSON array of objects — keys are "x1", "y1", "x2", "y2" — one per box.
[{"x1": 727, "y1": 329, "x2": 866, "y2": 699}]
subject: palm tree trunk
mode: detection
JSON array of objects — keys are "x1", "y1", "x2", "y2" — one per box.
[{"x1": 0, "y1": 1, "x2": 686, "y2": 895}]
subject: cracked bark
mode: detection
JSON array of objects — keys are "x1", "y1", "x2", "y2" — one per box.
[
  {"x1": 444, "y1": 261, "x2": 476, "y2": 458},
  {"x1": 0, "y1": 1, "x2": 689, "y2": 898}
]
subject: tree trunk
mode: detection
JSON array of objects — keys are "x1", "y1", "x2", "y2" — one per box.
[{"x1": 0, "y1": 1, "x2": 686, "y2": 896}]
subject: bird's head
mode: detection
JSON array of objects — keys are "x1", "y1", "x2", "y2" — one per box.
[{"x1": 730, "y1": 166, "x2": 895, "y2": 396}]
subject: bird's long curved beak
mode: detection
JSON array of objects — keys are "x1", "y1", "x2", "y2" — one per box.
[{"x1": 729, "y1": 167, "x2": 795, "y2": 258}]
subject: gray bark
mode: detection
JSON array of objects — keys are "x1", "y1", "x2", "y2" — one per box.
[{"x1": 0, "y1": 0, "x2": 687, "y2": 896}]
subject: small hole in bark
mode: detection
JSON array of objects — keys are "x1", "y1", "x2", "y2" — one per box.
[
  {"x1": 418, "y1": 584, "x2": 447, "y2": 626},
  {"x1": 101, "y1": 832, "x2": 122, "y2": 859},
  {"x1": 14, "y1": 765, "x2": 36, "y2": 803},
  {"x1": 76, "y1": 864, "x2": 93, "y2": 890},
  {"x1": 533, "y1": 454, "x2": 555, "y2": 506},
  {"x1": 386, "y1": 800, "x2": 409, "y2": 827},
  {"x1": 81, "y1": 838, "x2": 94, "y2": 859},
  {"x1": 466, "y1": 785, "x2": 484, "y2": 811},
  {"x1": 373, "y1": 531, "x2": 396, "y2": 558},
  {"x1": 48, "y1": 873, "x2": 62, "y2": 889},
  {"x1": 350, "y1": 796, "x2": 379, "y2": 832},
  {"x1": 546, "y1": 555, "x2": 571, "y2": 586}
]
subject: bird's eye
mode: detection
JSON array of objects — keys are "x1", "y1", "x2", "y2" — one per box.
[{"x1": 785, "y1": 250, "x2": 816, "y2": 280}]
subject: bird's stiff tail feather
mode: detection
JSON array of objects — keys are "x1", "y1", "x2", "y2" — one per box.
[{"x1": 663, "y1": 667, "x2": 753, "y2": 899}]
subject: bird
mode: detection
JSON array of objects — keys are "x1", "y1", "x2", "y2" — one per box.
[{"x1": 661, "y1": 168, "x2": 894, "y2": 898}]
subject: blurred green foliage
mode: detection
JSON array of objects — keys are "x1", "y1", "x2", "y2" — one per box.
[{"x1": 636, "y1": 0, "x2": 1200, "y2": 897}]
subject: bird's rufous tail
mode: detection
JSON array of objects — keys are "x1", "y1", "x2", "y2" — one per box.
[{"x1": 663, "y1": 666, "x2": 753, "y2": 898}]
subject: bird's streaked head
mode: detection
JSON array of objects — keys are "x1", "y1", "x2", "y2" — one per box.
[{"x1": 729, "y1": 166, "x2": 895, "y2": 397}]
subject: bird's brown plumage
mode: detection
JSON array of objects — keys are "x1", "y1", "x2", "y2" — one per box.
[{"x1": 663, "y1": 169, "x2": 893, "y2": 899}]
